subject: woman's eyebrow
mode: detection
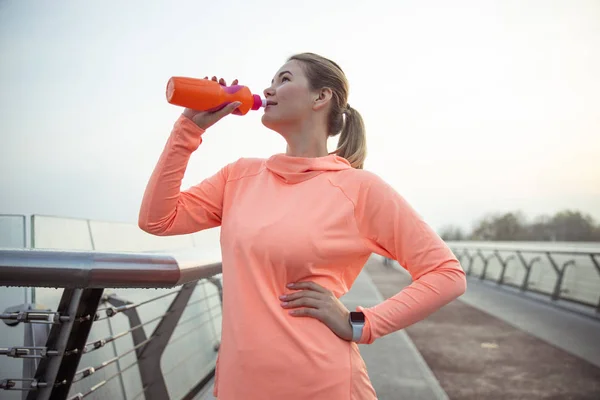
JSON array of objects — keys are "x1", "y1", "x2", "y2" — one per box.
[{"x1": 271, "y1": 70, "x2": 292, "y2": 84}]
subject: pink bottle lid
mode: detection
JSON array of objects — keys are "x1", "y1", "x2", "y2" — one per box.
[{"x1": 252, "y1": 95, "x2": 267, "y2": 110}]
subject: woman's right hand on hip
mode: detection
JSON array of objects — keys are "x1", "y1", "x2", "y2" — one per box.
[{"x1": 182, "y1": 76, "x2": 241, "y2": 130}]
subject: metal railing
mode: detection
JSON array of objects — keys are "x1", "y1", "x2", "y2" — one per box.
[
  {"x1": 448, "y1": 243, "x2": 600, "y2": 313},
  {"x1": 0, "y1": 248, "x2": 223, "y2": 400}
]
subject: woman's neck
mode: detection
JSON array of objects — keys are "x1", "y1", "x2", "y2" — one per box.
[{"x1": 283, "y1": 116, "x2": 329, "y2": 158}]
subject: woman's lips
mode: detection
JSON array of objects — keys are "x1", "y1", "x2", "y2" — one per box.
[{"x1": 265, "y1": 100, "x2": 277, "y2": 111}]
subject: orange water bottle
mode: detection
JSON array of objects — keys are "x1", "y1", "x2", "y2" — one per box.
[{"x1": 166, "y1": 77, "x2": 267, "y2": 115}]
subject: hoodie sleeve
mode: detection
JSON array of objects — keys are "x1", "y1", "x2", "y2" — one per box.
[
  {"x1": 138, "y1": 114, "x2": 230, "y2": 236},
  {"x1": 353, "y1": 172, "x2": 467, "y2": 344}
]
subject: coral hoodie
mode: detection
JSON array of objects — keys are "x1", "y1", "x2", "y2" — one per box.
[{"x1": 139, "y1": 115, "x2": 467, "y2": 399}]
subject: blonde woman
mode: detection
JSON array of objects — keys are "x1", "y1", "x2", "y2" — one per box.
[{"x1": 139, "y1": 52, "x2": 466, "y2": 400}]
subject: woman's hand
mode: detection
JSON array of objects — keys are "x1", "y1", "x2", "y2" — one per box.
[
  {"x1": 280, "y1": 281, "x2": 354, "y2": 341},
  {"x1": 182, "y1": 76, "x2": 241, "y2": 130}
]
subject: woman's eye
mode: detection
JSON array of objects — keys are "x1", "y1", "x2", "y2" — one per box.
[{"x1": 281, "y1": 76, "x2": 290, "y2": 82}]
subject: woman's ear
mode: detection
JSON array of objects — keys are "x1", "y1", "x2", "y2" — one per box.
[{"x1": 313, "y1": 87, "x2": 333, "y2": 111}]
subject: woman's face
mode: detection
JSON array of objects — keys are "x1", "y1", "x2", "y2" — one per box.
[{"x1": 261, "y1": 60, "x2": 315, "y2": 133}]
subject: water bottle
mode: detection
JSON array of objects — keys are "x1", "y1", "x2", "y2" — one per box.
[{"x1": 166, "y1": 77, "x2": 267, "y2": 115}]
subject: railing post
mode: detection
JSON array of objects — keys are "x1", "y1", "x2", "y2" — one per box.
[
  {"x1": 26, "y1": 288, "x2": 103, "y2": 400},
  {"x1": 461, "y1": 250, "x2": 474, "y2": 276},
  {"x1": 85, "y1": 219, "x2": 96, "y2": 252},
  {"x1": 477, "y1": 250, "x2": 495, "y2": 281},
  {"x1": 516, "y1": 251, "x2": 540, "y2": 292},
  {"x1": 550, "y1": 260, "x2": 575, "y2": 301},
  {"x1": 29, "y1": 215, "x2": 36, "y2": 304},
  {"x1": 101, "y1": 294, "x2": 138, "y2": 399},
  {"x1": 546, "y1": 252, "x2": 573, "y2": 301},
  {"x1": 135, "y1": 281, "x2": 199, "y2": 400},
  {"x1": 29, "y1": 215, "x2": 36, "y2": 249},
  {"x1": 21, "y1": 214, "x2": 27, "y2": 248},
  {"x1": 494, "y1": 251, "x2": 516, "y2": 286},
  {"x1": 589, "y1": 255, "x2": 600, "y2": 314},
  {"x1": 207, "y1": 277, "x2": 223, "y2": 307}
]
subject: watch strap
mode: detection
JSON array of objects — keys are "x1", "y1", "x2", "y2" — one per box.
[{"x1": 351, "y1": 322, "x2": 363, "y2": 342}]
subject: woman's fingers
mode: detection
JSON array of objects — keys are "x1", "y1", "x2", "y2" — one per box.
[
  {"x1": 213, "y1": 101, "x2": 241, "y2": 120},
  {"x1": 281, "y1": 297, "x2": 321, "y2": 310},
  {"x1": 278, "y1": 280, "x2": 352, "y2": 341},
  {"x1": 287, "y1": 281, "x2": 330, "y2": 294},
  {"x1": 288, "y1": 308, "x2": 320, "y2": 318},
  {"x1": 280, "y1": 290, "x2": 322, "y2": 302},
  {"x1": 203, "y1": 76, "x2": 237, "y2": 86}
]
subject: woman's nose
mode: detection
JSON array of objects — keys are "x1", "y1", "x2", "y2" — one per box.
[{"x1": 263, "y1": 87, "x2": 275, "y2": 98}]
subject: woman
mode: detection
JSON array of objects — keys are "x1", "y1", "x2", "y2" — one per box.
[{"x1": 139, "y1": 52, "x2": 466, "y2": 400}]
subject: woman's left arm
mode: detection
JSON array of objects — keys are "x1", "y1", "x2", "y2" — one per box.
[{"x1": 352, "y1": 173, "x2": 467, "y2": 344}]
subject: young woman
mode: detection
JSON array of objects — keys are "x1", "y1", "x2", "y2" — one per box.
[{"x1": 139, "y1": 52, "x2": 466, "y2": 400}]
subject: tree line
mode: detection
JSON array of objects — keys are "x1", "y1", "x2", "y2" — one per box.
[{"x1": 439, "y1": 210, "x2": 600, "y2": 242}]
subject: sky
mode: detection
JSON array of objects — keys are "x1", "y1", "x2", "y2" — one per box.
[{"x1": 1, "y1": 0, "x2": 599, "y2": 233}]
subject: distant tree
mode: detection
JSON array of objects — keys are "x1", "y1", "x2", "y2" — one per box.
[
  {"x1": 470, "y1": 212, "x2": 526, "y2": 241},
  {"x1": 493, "y1": 212, "x2": 527, "y2": 240},
  {"x1": 447, "y1": 209, "x2": 600, "y2": 242},
  {"x1": 469, "y1": 215, "x2": 495, "y2": 240},
  {"x1": 439, "y1": 225, "x2": 466, "y2": 241},
  {"x1": 594, "y1": 225, "x2": 600, "y2": 241},
  {"x1": 549, "y1": 210, "x2": 597, "y2": 241},
  {"x1": 526, "y1": 214, "x2": 555, "y2": 241}
]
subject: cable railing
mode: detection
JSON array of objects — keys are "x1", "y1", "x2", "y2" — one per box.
[
  {"x1": 447, "y1": 242, "x2": 600, "y2": 314},
  {"x1": 0, "y1": 247, "x2": 223, "y2": 400}
]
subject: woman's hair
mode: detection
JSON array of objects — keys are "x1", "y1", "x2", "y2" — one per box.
[{"x1": 288, "y1": 53, "x2": 367, "y2": 169}]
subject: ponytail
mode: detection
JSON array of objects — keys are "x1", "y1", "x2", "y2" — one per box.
[{"x1": 333, "y1": 106, "x2": 367, "y2": 169}]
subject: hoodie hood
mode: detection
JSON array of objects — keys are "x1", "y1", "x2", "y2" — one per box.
[{"x1": 265, "y1": 153, "x2": 352, "y2": 184}]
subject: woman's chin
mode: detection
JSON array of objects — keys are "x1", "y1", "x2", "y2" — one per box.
[
  {"x1": 261, "y1": 113, "x2": 279, "y2": 131},
  {"x1": 261, "y1": 112, "x2": 295, "y2": 137}
]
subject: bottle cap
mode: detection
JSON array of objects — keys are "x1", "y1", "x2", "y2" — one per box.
[{"x1": 252, "y1": 95, "x2": 266, "y2": 110}]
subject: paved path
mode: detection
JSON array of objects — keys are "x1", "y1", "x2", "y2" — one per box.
[
  {"x1": 365, "y1": 257, "x2": 600, "y2": 400},
  {"x1": 459, "y1": 276, "x2": 600, "y2": 368}
]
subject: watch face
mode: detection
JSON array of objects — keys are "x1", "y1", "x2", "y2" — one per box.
[{"x1": 350, "y1": 312, "x2": 365, "y2": 323}]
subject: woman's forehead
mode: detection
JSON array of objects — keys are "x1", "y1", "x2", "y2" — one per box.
[{"x1": 273, "y1": 60, "x2": 303, "y2": 77}]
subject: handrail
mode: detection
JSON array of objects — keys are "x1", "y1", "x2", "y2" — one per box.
[
  {"x1": 447, "y1": 242, "x2": 600, "y2": 314},
  {"x1": 446, "y1": 241, "x2": 600, "y2": 256},
  {"x1": 0, "y1": 248, "x2": 223, "y2": 399},
  {"x1": 0, "y1": 248, "x2": 222, "y2": 288}
]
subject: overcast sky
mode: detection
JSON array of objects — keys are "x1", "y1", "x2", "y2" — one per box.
[{"x1": 1, "y1": 0, "x2": 599, "y2": 233}]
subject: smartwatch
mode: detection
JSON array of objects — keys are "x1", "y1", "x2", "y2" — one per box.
[{"x1": 349, "y1": 311, "x2": 365, "y2": 342}]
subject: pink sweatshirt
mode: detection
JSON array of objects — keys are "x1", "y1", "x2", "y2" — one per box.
[{"x1": 139, "y1": 115, "x2": 467, "y2": 400}]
